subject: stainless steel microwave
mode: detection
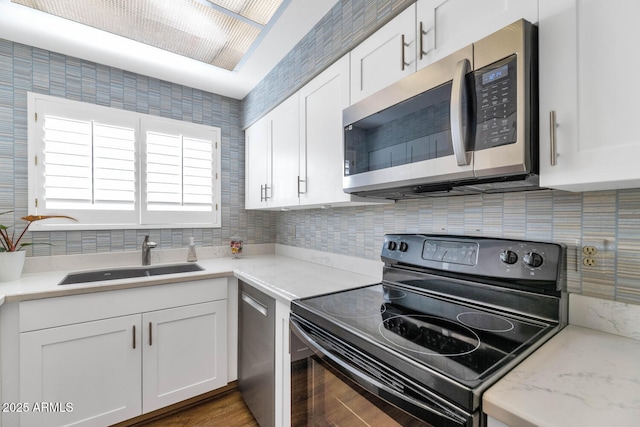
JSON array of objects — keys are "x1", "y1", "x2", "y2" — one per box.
[{"x1": 343, "y1": 19, "x2": 538, "y2": 199}]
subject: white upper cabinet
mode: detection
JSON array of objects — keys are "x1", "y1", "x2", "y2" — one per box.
[
  {"x1": 245, "y1": 115, "x2": 270, "y2": 210},
  {"x1": 299, "y1": 55, "x2": 376, "y2": 208},
  {"x1": 349, "y1": 0, "x2": 538, "y2": 104},
  {"x1": 246, "y1": 55, "x2": 388, "y2": 210},
  {"x1": 299, "y1": 56, "x2": 350, "y2": 206},
  {"x1": 245, "y1": 94, "x2": 299, "y2": 209},
  {"x1": 270, "y1": 95, "x2": 301, "y2": 207},
  {"x1": 416, "y1": 0, "x2": 538, "y2": 70},
  {"x1": 539, "y1": 0, "x2": 640, "y2": 191},
  {"x1": 350, "y1": 4, "x2": 417, "y2": 104}
]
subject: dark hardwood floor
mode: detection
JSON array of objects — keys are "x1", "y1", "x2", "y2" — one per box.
[{"x1": 135, "y1": 390, "x2": 258, "y2": 427}]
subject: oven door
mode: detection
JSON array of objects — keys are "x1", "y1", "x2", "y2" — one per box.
[{"x1": 290, "y1": 316, "x2": 476, "y2": 427}]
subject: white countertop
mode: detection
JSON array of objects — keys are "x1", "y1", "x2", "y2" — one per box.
[
  {"x1": 0, "y1": 245, "x2": 382, "y2": 306},
  {"x1": 484, "y1": 295, "x2": 640, "y2": 427}
]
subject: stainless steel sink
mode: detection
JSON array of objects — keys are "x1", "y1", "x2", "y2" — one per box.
[{"x1": 58, "y1": 263, "x2": 204, "y2": 285}]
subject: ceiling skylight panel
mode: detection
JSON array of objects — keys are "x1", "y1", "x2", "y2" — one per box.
[{"x1": 12, "y1": 0, "x2": 285, "y2": 71}]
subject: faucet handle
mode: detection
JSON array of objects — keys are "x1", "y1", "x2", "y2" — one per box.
[{"x1": 143, "y1": 235, "x2": 157, "y2": 248}]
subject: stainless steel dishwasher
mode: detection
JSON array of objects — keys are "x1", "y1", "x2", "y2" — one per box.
[{"x1": 238, "y1": 280, "x2": 275, "y2": 427}]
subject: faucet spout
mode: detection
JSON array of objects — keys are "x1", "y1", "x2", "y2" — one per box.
[{"x1": 142, "y1": 235, "x2": 157, "y2": 266}]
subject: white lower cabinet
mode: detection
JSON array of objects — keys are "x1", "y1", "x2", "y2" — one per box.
[
  {"x1": 20, "y1": 315, "x2": 142, "y2": 427},
  {"x1": 142, "y1": 301, "x2": 227, "y2": 413},
  {"x1": 16, "y1": 280, "x2": 228, "y2": 427}
]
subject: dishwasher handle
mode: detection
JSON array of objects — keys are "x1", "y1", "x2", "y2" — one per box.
[{"x1": 242, "y1": 291, "x2": 268, "y2": 317}]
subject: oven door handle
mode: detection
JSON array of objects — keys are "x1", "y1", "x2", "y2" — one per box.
[{"x1": 290, "y1": 318, "x2": 469, "y2": 427}]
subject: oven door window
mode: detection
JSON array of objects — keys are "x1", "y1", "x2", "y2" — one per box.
[
  {"x1": 293, "y1": 356, "x2": 438, "y2": 427},
  {"x1": 290, "y1": 318, "x2": 472, "y2": 427}
]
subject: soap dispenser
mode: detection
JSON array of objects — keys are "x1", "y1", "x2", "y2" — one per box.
[{"x1": 187, "y1": 237, "x2": 198, "y2": 262}]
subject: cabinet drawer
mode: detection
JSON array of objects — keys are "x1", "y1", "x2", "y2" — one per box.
[{"x1": 20, "y1": 278, "x2": 227, "y2": 332}]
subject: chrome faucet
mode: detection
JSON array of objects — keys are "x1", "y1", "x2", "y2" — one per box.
[{"x1": 142, "y1": 235, "x2": 157, "y2": 266}]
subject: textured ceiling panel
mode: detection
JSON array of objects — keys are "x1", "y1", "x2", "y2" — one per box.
[{"x1": 12, "y1": 0, "x2": 282, "y2": 70}]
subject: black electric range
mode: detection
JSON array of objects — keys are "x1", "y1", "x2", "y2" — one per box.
[{"x1": 291, "y1": 234, "x2": 567, "y2": 424}]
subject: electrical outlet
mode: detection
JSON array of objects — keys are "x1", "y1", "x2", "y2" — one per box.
[{"x1": 581, "y1": 240, "x2": 607, "y2": 271}]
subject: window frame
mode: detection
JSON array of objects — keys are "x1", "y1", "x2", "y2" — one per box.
[{"x1": 27, "y1": 92, "x2": 222, "y2": 231}]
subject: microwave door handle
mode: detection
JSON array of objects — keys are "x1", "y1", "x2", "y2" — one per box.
[{"x1": 450, "y1": 58, "x2": 471, "y2": 166}]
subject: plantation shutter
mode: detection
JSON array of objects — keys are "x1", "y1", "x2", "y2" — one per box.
[
  {"x1": 42, "y1": 116, "x2": 136, "y2": 210},
  {"x1": 42, "y1": 115, "x2": 93, "y2": 208},
  {"x1": 183, "y1": 136, "x2": 213, "y2": 210},
  {"x1": 145, "y1": 132, "x2": 213, "y2": 212},
  {"x1": 92, "y1": 123, "x2": 136, "y2": 209},
  {"x1": 28, "y1": 92, "x2": 221, "y2": 229}
]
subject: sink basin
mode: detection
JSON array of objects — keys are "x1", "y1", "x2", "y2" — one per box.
[{"x1": 58, "y1": 263, "x2": 204, "y2": 285}]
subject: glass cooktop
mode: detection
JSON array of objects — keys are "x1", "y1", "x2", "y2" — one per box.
[{"x1": 292, "y1": 282, "x2": 553, "y2": 385}]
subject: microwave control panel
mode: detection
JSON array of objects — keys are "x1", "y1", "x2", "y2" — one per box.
[{"x1": 474, "y1": 55, "x2": 518, "y2": 150}]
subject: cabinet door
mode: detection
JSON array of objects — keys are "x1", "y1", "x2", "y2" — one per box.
[
  {"x1": 417, "y1": 0, "x2": 538, "y2": 69},
  {"x1": 245, "y1": 115, "x2": 270, "y2": 209},
  {"x1": 539, "y1": 0, "x2": 640, "y2": 191},
  {"x1": 269, "y1": 94, "x2": 300, "y2": 208},
  {"x1": 299, "y1": 55, "x2": 351, "y2": 207},
  {"x1": 142, "y1": 301, "x2": 227, "y2": 413},
  {"x1": 350, "y1": 4, "x2": 416, "y2": 104},
  {"x1": 20, "y1": 315, "x2": 141, "y2": 427}
]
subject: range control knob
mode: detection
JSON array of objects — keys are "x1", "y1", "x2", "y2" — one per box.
[
  {"x1": 500, "y1": 250, "x2": 518, "y2": 265},
  {"x1": 399, "y1": 241, "x2": 409, "y2": 252},
  {"x1": 523, "y1": 252, "x2": 544, "y2": 268},
  {"x1": 387, "y1": 241, "x2": 397, "y2": 251}
]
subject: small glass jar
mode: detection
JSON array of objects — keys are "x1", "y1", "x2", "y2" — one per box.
[{"x1": 230, "y1": 234, "x2": 243, "y2": 258}]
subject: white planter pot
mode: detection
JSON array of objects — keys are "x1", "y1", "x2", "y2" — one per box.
[{"x1": 0, "y1": 250, "x2": 26, "y2": 282}]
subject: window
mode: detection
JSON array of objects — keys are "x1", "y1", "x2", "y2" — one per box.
[{"x1": 27, "y1": 92, "x2": 221, "y2": 230}]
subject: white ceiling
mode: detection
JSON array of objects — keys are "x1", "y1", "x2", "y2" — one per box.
[{"x1": 0, "y1": 0, "x2": 339, "y2": 100}]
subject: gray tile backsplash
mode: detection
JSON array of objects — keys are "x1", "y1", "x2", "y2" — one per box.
[{"x1": 274, "y1": 190, "x2": 640, "y2": 305}]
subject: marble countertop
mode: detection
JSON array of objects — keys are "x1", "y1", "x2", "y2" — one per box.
[
  {"x1": 484, "y1": 295, "x2": 640, "y2": 427},
  {"x1": 0, "y1": 245, "x2": 382, "y2": 306}
]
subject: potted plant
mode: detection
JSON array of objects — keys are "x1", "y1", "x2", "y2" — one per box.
[{"x1": 0, "y1": 211, "x2": 76, "y2": 282}]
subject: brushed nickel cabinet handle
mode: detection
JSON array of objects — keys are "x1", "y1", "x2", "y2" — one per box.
[
  {"x1": 401, "y1": 34, "x2": 411, "y2": 70},
  {"x1": 419, "y1": 21, "x2": 432, "y2": 59},
  {"x1": 297, "y1": 176, "x2": 306, "y2": 195},
  {"x1": 149, "y1": 322, "x2": 153, "y2": 346},
  {"x1": 133, "y1": 325, "x2": 136, "y2": 349},
  {"x1": 550, "y1": 111, "x2": 558, "y2": 166}
]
